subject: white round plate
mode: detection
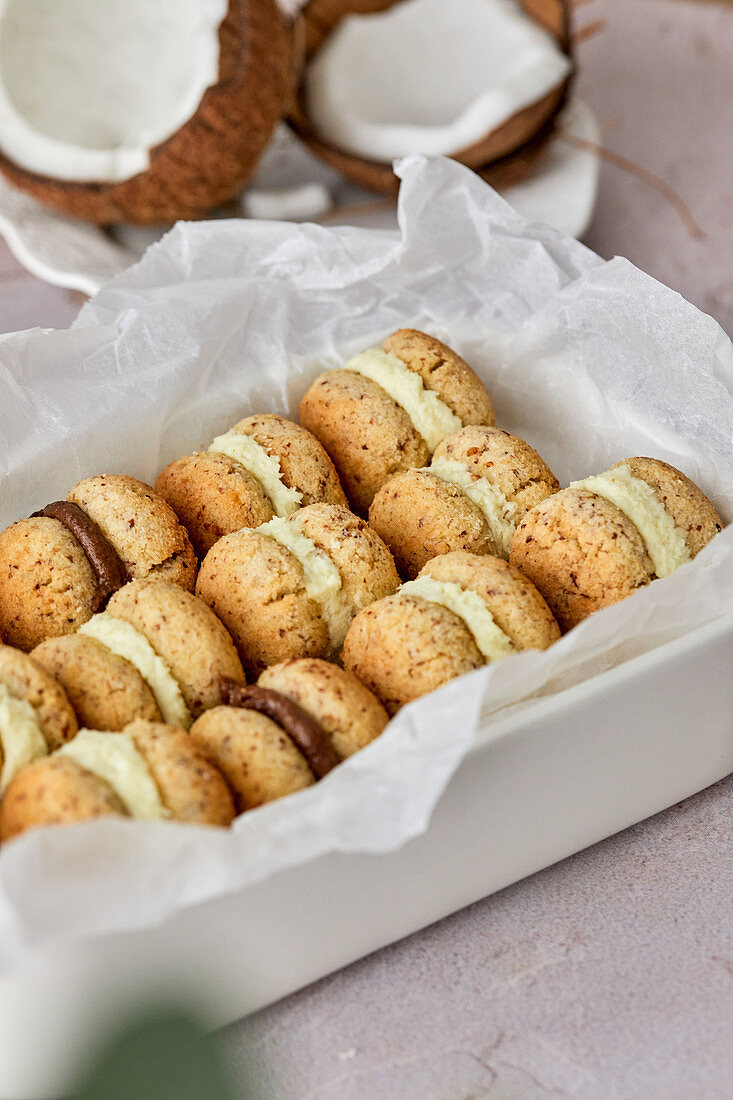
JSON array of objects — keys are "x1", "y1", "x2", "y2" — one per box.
[{"x1": 0, "y1": 101, "x2": 599, "y2": 297}]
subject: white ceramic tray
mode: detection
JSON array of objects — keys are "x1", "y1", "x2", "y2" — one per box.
[{"x1": 1, "y1": 611, "x2": 732, "y2": 1097}]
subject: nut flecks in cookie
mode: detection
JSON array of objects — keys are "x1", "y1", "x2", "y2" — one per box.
[
  {"x1": 343, "y1": 346, "x2": 462, "y2": 452},
  {"x1": 569, "y1": 465, "x2": 692, "y2": 578},
  {"x1": 208, "y1": 431, "x2": 303, "y2": 518},
  {"x1": 400, "y1": 575, "x2": 516, "y2": 663},
  {"x1": 257, "y1": 515, "x2": 353, "y2": 652},
  {"x1": 220, "y1": 679, "x2": 340, "y2": 779},
  {"x1": 31, "y1": 500, "x2": 127, "y2": 610},
  {"x1": 79, "y1": 613, "x2": 192, "y2": 729},
  {"x1": 427, "y1": 457, "x2": 518, "y2": 558},
  {"x1": 58, "y1": 729, "x2": 169, "y2": 820}
]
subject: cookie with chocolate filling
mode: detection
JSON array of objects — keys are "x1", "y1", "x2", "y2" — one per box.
[
  {"x1": 156, "y1": 414, "x2": 349, "y2": 558},
  {"x1": 0, "y1": 645, "x2": 78, "y2": 797},
  {"x1": 32, "y1": 578, "x2": 245, "y2": 731},
  {"x1": 369, "y1": 425, "x2": 559, "y2": 578},
  {"x1": 342, "y1": 551, "x2": 560, "y2": 714},
  {"x1": 0, "y1": 720, "x2": 236, "y2": 841},
  {"x1": 191, "y1": 666, "x2": 387, "y2": 810},
  {"x1": 509, "y1": 457, "x2": 724, "y2": 631},
  {"x1": 0, "y1": 475, "x2": 197, "y2": 650},
  {"x1": 300, "y1": 329, "x2": 495, "y2": 514},
  {"x1": 195, "y1": 503, "x2": 399, "y2": 675}
]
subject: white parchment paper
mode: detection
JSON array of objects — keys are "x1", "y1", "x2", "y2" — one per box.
[{"x1": 0, "y1": 154, "x2": 731, "y2": 972}]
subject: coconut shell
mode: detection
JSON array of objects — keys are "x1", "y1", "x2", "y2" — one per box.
[
  {"x1": 0, "y1": 0, "x2": 295, "y2": 225},
  {"x1": 289, "y1": 0, "x2": 573, "y2": 196},
  {"x1": 301, "y1": 0, "x2": 409, "y2": 57}
]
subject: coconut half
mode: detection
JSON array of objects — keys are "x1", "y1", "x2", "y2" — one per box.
[
  {"x1": 0, "y1": 0, "x2": 294, "y2": 224},
  {"x1": 291, "y1": 0, "x2": 573, "y2": 194}
]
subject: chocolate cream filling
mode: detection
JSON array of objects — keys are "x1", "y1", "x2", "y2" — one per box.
[
  {"x1": 32, "y1": 501, "x2": 128, "y2": 611},
  {"x1": 220, "y1": 679, "x2": 341, "y2": 779}
]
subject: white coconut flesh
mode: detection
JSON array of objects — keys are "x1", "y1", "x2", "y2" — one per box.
[
  {"x1": 305, "y1": 0, "x2": 571, "y2": 162},
  {"x1": 0, "y1": 0, "x2": 229, "y2": 182}
]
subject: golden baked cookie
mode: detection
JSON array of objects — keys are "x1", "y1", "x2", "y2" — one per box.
[
  {"x1": 300, "y1": 329, "x2": 495, "y2": 514},
  {"x1": 33, "y1": 579, "x2": 246, "y2": 731},
  {"x1": 0, "y1": 475, "x2": 197, "y2": 651},
  {"x1": 0, "y1": 720, "x2": 235, "y2": 841},
  {"x1": 191, "y1": 667, "x2": 386, "y2": 811},
  {"x1": 156, "y1": 414, "x2": 348, "y2": 558},
  {"x1": 195, "y1": 503, "x2": 399, "y2": 675},
  {"x1": 369, "y1": 426, "x2": 559, "y2": 577},
  {"x1": 0, "y1": 645, "x2": 78, "y2": 796},
  {"x1": 32, "y1": 633, "x2": 162, "y2": 731},
  {"x1": 342, "y1": 551, "x2": 560, "y2": 714},
  {"x1": 510, "y1": 457, "x2": 724, "y2": 631},
  {"x1": 68, "y1": 474, "x2": 197, "y2": 590},
  {"x1": 258, "y1": 657, "x2": 388, "y2": 758}
]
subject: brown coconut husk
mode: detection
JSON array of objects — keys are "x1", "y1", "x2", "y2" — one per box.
[
  {"x1": 289, "y1": 0, "x2": 574, "y2": 196},
  {"x1": 0, "y1": 0, "x2": 295, "y2": 225}
]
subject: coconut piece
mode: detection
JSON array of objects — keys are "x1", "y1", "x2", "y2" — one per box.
[
  {"x1": 290, "y1": 0, "x2": 572, "y2": 195},
  {"x1": 0, "y1": 0, "x2": 295, "y2": 225}
]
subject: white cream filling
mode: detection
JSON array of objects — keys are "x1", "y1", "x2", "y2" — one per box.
[
  {"x1": 428, "y1": 457, "x2": 518, "y2": 558},
  {"x1": 59, "y1": 730, "x2": 169, "y2": 820},
  {"x1": 343, "y1": 346, "x2": 462, "y2": 452},
  {"x1": 79, "y1": 614, "x2": 192, "y2": 729},
  {"x1": 400, "y1": 575, "x2": 515, "y2": 663},
  {"x1": 208, "y1": 430, "x2": 302, "y2": 518},
  {"x1": 569, "y1": 465, "x2": 692, "y2": 579},
  {"x1": 0, "y1": 683, "x2": 47, "y2": 795},
  {"x1": 258, "y1": 516, "x2": 353, "y2": 652}
]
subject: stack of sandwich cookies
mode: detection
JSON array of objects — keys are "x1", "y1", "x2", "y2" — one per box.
[
  {"x1": 300, "y1": 329, "x2": 495, "y2": 513},
  {"x1": 0, "y1": 646, "x2": 78, "y2": 796},
  {"x1": 343, "y1": 551, "x2": 560, "y2": 714},
  {"x1": 156, "y1": 414, "x2": 348, "y2": 558},
  {"x1": 510, "y1": 457, "x2": 723, "y2": 631},
  {"x1": 0, "y1": 474, "x2": 196, "y2": 651},
  {"x1": 0, "y1": 720, "x2": 236, "y2": 841},
  {"x1": 31, "y1": 579, "x2": 245, "y2": 732},
  {"x1": 195, "y1": 503, "x2": 399, "y2": 674},
  {"x1": 369, "y1": 426, "x2": 560, "y2": 577},
  {"x1": 191, "y1": 661, "x2": 388, "y2": 810}
]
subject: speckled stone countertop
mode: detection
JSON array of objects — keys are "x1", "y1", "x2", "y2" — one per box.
[{"x1": 0, "y1": 1, "x2": 731, "y2": 1096}]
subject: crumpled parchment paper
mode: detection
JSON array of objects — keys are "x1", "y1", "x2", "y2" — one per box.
[{"x1": 0, "y1": 154, "x2": 731, "y2": 973}]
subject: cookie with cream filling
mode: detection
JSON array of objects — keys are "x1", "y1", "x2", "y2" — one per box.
[
  {"x1": 300, "y1": 329, "x2": 495, "y2": 514},
  {"x1": 195, "y1": 503, "x2": 399, "y2": 675},
  {"x1": 156, "y1": 414, "x2": 348, "y2": 558},
  {"x1": 369, "y1": 425, "x2": 559, "y2": 577},
  {"x1": 0, "y1": 645, "x2": 78, "y2": 796},
  {"x1": 32, "y1": 578, "x2": 245, "y2": 731},
  {"x1": 509, "y1": 457, "x2": 724, "y2": 631},
  {"x1": 0, "y1": 720, "x2": 235, "y2": 841},
  {"x1": 342, "y1": 551, "x2": 560, "y2": 714}
]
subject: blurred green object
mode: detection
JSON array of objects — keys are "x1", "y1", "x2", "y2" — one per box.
[{"x1": 75, "y1": 1008, "x2": 238, "y2": 1100}]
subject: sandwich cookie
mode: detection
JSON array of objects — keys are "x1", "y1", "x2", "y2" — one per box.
[
  {"x1": 0, "y1": 645, "x2": 78, "y2": 796},
  {"x1": 0, "y1": 475, "x2": 197, "y2": 651},
  {"x1": 31, "y1": 578, "x2": 245, "y2": 732},
  {"x1": 369, "y1": 426, "x2": 559, "y2": 577},
  {"x1": 510, "y1": 457, "x2": 724, "y2": 631},
  {"x1": 343, "y1": 551, "x2": 560, "y2": 714},
  {"x1": 0, "y1": 720, "x2": 236, "y2": 841},
  {"x1": 300, "y1": 329, "x2": 495, "y2": 514},
  {"x1": 195, "y1": 503, "x2": 400, "y2": 675},
  {"x1": 191, "y1": 663, "x2": 388, "y2": 810},
  {"x1": 156, "y1": 413, "x2": 349, "y2": 558}
]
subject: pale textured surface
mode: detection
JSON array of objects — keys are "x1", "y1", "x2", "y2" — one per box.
[{"x1": 0, "y1": 0, "x2": 731, "y2": 1094}]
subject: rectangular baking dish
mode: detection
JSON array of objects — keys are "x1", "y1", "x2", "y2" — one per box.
[{"x1": 1, "y1": 609, "x2": 731, "y2": 1098}]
